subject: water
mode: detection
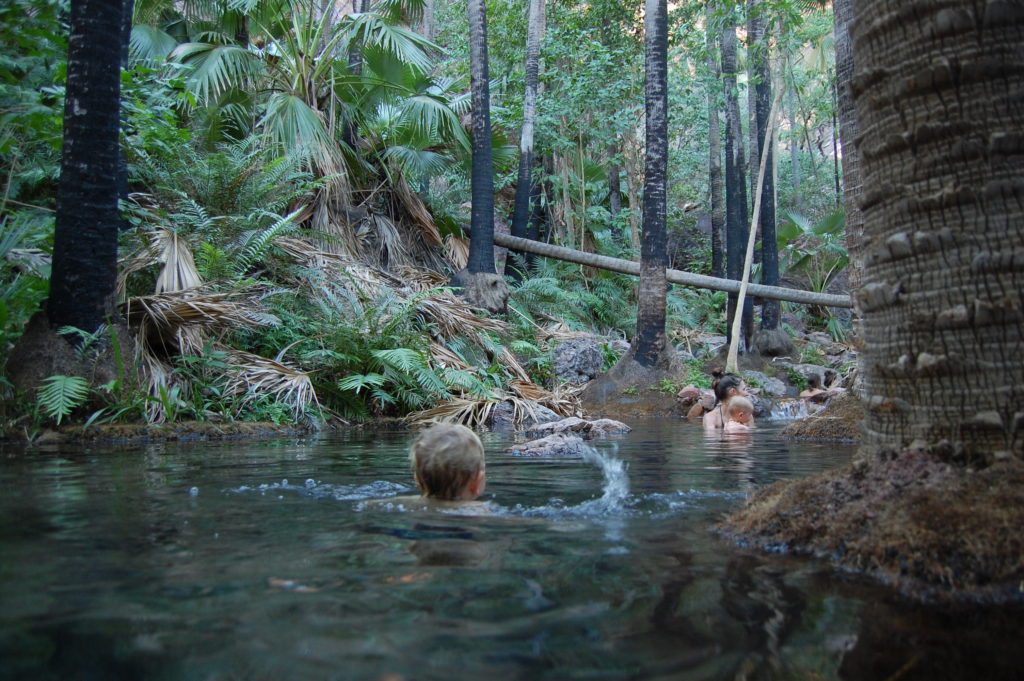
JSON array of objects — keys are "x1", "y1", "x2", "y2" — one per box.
[{"x1": 1, "y1": 420, "x2": 1021, "y2": 681}]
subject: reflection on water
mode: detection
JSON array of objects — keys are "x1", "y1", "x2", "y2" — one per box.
[{"x1": 1, "y1": 421, "x2": 1022, "y2": 681}]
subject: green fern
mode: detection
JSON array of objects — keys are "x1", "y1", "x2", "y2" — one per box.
[{"x1": 38, "y1": 375, "x2": 90, "y2": 425}]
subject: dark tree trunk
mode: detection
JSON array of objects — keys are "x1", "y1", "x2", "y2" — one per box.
[
  {"x1": 721, "y1": 19, "x2": 752, "y2": 349},
  {"x1": 49, "y1": 0, "x2": 126, "y2": 335},
  {"x1": 117, "y1": 0, "x2": 134, "y2": 229},
  {"x1": 706, "y1": 3, "x2": 725, "y2": 280},
  {"x1": 508, "y1": 0, "x2": 543, "y2": 279},
  {"x1": 608, "y1": 146, "x2": 621, "y2": 218},
  {"x1": 634, "y1": 0, "x2": 669, "y2": 368},
  {"x1": 342, "y1": 0, "x2": 367, "y2": 156},
  {"x1": 751, "y1": 0, "x2": 779, "y2": 331},
  {"x1": 466, "y1": 0, "x2": 496, "y2": 274}
]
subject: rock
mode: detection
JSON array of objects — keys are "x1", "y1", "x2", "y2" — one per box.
[
  {"x1": 552, "y1": 337, "x2": 606, "y2": 384},
  {"x1": 675, "y1": 384, "x2": 701, "y2": 405},
  {"x1": 695, "y1": 335, "x2": 728, "y2": 358},
  {"x1": 506, "y1": 432, "x2": 589, "y2": 458},
  {"x1": 806, "y1": 331, "x2": 834, "y2": 347},
  {"x1": 752, "y1": 327, "x2": 796, "y2": 357},
  {"x1": 780, "y1": 312, "x2": 806, "y2": 336},
  {"x1": 699, "y1": 391, "x2": 716, "y2": 410},
  {"x1": 759, "y1": 377, "x2": 788, "y2": 399},
  {"x1": 524, "y1": 417, "x2": 631, "y2": 438},
  {"x1": 587, "y1": 418, "x2": 631, "y2": 436},
  {"x1": 489, "y1": 400, "x2": 561, "y2": 430}
]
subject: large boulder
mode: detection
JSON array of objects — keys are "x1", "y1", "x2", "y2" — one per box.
[
  {"x1": 552, "y1": 337, "x2": 606, "y2": 384},
  {"x1": 489, "y1": 400, "x2": 561, "y2": 430}
]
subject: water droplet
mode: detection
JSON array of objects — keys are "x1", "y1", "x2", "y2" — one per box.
[{"x1": 305, "y1": 479, "x2": 316, "y2": 489}]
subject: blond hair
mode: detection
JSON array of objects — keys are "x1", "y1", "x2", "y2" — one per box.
[
  {"x1": 728, "y1": 395, "x2": 754, "y2": 418},
  {"x1": 409, "y1": 424, "x2": 485, "y2": 500}
]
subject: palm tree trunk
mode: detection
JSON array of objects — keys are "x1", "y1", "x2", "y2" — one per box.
[
  {"x1": 854, "y1": 0, "x2": 1024, "y2": 459},
  {"x1": 634, "y1": 0, "x2": 669, "y2": 368},
  {"x1": 49, "y1": 0, "x2": 126, "y2": 335},
  {"x1": 833, "y1": 0, "x2": 863, "y2": 292},
  {"x1": 508, "y1": 0, "x2": 544, "y2": 278},
  {"x1": 706, "y1": 3, "x2": 725, "y2": 280},
  {"x1": 466, "y1": 0, "x2": 496, "y2": 274},
  {"x1": 721, "y1": 18, "x2": 752, "y2": 349}
]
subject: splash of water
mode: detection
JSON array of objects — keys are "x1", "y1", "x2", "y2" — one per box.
[{"x1": 766, "y1": 399, "x2": 809, "y2": 421}]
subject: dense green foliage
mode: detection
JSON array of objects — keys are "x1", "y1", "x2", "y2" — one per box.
[{"x1": 1, "y1": 0, "x2": 849, "y2": 433}]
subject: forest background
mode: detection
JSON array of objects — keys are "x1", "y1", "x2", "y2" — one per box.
[{"x1": 0, "y1": 0, "x2": 849, "y2": 432}]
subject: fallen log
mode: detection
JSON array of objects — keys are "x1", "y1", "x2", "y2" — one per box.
[{"x1": 494, "y1": 233, "x2": 853, "y2": 308}]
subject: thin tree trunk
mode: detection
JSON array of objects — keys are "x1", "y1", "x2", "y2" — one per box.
[
  {"x1": 343, "y1": 0, "x2": 367, "y2": 157},
  {"x1": 608, "y1": 144, "x2": 622, "y2": 227},
  {"x1": 706, "y1": 3, "x2": 725, "y2": 280},
  {"x1": 507, "y1": 0, "x2": 544, "y2": 279},
  {"x1": 421, "y1": 0, "x2": 435, "y2": 42},
  {"x1": 721, "y1": 18, "x2": 752, "y2": 349},
  {"x1": 787, "y1": 71, "x2": 800, "y2": 208},
  {"x1": 49, "y1": 0, "x2": 125, "y2": 335},
  {"x1": 853, "y1": 0, "x2": 1024, "y2": 459},
  {"x1": 634, "y1": 0, "x2": 669, "y2": 367},
  {"x1": 466, "y1": 0, "x2": 496, "y2": 274}
]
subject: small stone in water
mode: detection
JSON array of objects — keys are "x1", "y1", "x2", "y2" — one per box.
[
  {"x1": 305, "y1": 479, "x2": 316, "y2": 489},
  {"x1": 189, "y1": 486, "x2": 199, "y2": 497}
]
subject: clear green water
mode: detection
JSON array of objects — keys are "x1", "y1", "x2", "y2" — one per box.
[{"x1": 0, "y1": 419, "x2": 1020, "y2": 680}]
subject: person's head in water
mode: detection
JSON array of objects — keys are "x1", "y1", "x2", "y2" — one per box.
[
  {"x1": 409, "y1": 423, "x2": 486, "y2": 501},
  {"x1": 711, "y1": 369, "x2": 748, "y2": 404},
  {"x1": 727, "y1": 396, "x2": 754, "y2": 426}
]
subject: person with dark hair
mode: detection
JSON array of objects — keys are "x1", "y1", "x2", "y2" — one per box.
[{"x1": 703, "y1": 369, "x2": 755, "y2": 429}]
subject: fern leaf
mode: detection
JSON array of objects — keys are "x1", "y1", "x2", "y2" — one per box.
[{"x1": 38, "y1": 375, "x2": 90, "y2": 425}]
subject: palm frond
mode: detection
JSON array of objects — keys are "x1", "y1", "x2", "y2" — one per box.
[
  {"x1": 153, "y1": 229, "x2": 204, "y2": 294},
  {"x1": 37, "y1": 375, "x2": 90, "y2": 425},
  {"x1": 223, "y1": 349, "x2": 320, "y2": 419},
  {"x1": 130, "y1": 24, "x2": 179, "y2": 65}
]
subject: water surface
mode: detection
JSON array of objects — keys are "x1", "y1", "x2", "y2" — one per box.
[{"x1": 1, "y1": 419, "x2": 1020, "y2": 680}]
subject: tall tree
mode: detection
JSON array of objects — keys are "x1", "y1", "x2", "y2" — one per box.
[
  {"x1": 749, "y1": 0, "x2": 782, "y2": 337},
  {"x1": 48, "y1": 0, "x2": 126, "y2": 335},
  {"x1": 706, "y1": 3, "x2": 725, "y2": 280},
  {"x1": 854, "y1": 0, "x2": 1024, "y2": 458},
  {"x1": 634, "y1": 0, "x2": 668, "y2": 367},
  {"x1": 507, "y1": 0, "x2": 544, "y2": 278},
  {"x1": 720, "y1": 16, "x2": 752, "y2": 349},
  {"x1": 465, "y1": 0, "x2": 496, "y2": 276}
]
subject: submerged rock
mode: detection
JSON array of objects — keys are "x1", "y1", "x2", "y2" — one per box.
[
  {"x1": 506, "y1": 432, "x2": 590, "y2": 458},
  {"x1": 524, "y1": 417, "x2": 631, "y2": 438}
]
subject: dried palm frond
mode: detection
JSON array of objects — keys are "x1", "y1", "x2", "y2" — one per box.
[
  {"x1": 394, "y1": 176, "x2": 442, "y2": 246},
  {"x1": 5, "y1": 248, "x2": 49, "y2": 275},
  {"x1": 126, "y1": 287, "x2": 278, "y2": 357},
  {"x1": 496, "y1": 347, "x2": 531, "y2": 382},
  {"x1": 509, "y1": 379, "x2": 580, "y2": 418},
  {"x1": 359, "y1": 213, "x2": 412, "y2": 270},
  {"x1": 222, "y1": 349, "x2": 320, "y2": 419},
  {"x1": 312, "y1": 200, "x2": 361, "y2": 258},
  {"x1": 406, "y1": 396, "x2": 497, "y2": 428},
  {"x1": 444, "y1": 234, "x2": 469, "y2": 270},
  {"x1": 416, "y1": 292, "x2": 509, "y2": 339},
  {"x1": 428, "y1": 341, "x2": 473, "y2": 371},
  {"x1": 393, "y1": 265, "x2": 448, "y2": 293},
  {"x1": 153, "y1": 229, "x2": 203, "y2": 294}
]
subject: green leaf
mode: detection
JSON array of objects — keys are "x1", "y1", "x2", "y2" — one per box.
[{"x1": 38, "y1": 375, "x2": 90, "y2": 425}]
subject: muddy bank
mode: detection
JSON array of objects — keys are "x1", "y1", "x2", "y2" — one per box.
[
  {"x1": 781, "y1": 392, "x2": 864, "y2": 442},
  {"x1": 3, "y1": 421, "x2": 316, "y2": 446},
  {"x1": 717, "y1": 448, "x2": 1024, "y2": 604}
]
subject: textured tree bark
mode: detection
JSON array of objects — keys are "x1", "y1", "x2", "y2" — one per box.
[
  {"x1": 508, "y1": 0, "x2": 544, "y2": 278},
  {"x1": 721, "y1": 19, "x2": 752, "y2": 349},
  {"x1": 49, "y1": 0, "x2": 125, "y2": 335},
  {"x1": 833, "y1": 0, "x2": 863, "y2": 292},
  {"x1": 853, "y1": 0, "x2": 1024, "y2": 459},
  {"x1": 706, "y1": 3, "x2": 725, "y2": 280},
  {"x1": 466, "y1": 0, "x2": 496, "y2": 274},
  {"x1": 634, "y1": 0, "x2": 669, "y2": 368}
]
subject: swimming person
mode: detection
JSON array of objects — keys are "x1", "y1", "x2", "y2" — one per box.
[
  {"x1": 703, "y1": 369, "x2": 756, "y2": 430},
  {"x1": 410, "y1": 423, "x2": 487, "y2": 502},
  {"x1": 723, "y1": 396, "x2": 755, "y2": 432}
]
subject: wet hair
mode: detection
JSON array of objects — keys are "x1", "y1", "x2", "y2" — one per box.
[
  {"x1": 711, "y1": 368, "x2": 745, "y2": 404},
  {"x1": 409, "y1": 423, "x2": 485, "y2": 500},
  {"x1": 728, "y1": 396, "x2": 754, "y2": 418},
  {"x1": 806, "y1": 373, "x2": 822, "y2": 390}
]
